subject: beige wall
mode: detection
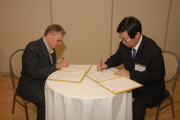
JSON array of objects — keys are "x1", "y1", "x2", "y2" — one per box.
[
  {"x1": 0, "y1": 0, "x2": 179, "y2": 74},
  {"x1": 111, "y1": 0, "x2": 170, "y2": 53},
  {"x1": 0, "y1": 0, "x2": 51, "y2": 74},
  {"x1": 165, "y1": 0, "x2": 180, "y2": 58},
  {"x1": 52, "y1": 0, "x2": 112, "y2": 64}
]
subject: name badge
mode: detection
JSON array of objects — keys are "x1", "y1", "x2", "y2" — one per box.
[{"x1": 135, "y1": 63, "x2": 146, "y2": 72}]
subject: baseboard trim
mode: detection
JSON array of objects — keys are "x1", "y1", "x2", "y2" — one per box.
[{"x1": 0, "y1": 72, "x2": 10, "y2": 75}]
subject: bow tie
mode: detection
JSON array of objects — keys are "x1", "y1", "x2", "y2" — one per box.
[{"x1": 48, "y1": 48, "x2": 54, "y2": 54}]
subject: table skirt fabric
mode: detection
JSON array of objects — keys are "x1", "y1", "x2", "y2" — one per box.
[{"x1": 45, "y1": 84, "x2": 132, "y2": 120}]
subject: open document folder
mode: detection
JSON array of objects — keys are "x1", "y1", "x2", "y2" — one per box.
[
  {"x1": 48, "y1": 64, "x2": 91, "y2": 83},
  {"x1": 86, "y1": 69, "x2": 143, "y2": 94}
]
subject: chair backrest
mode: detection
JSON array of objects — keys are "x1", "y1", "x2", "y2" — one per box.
[
  {"x1": 9, "y1": 49, "x2": 24, "y2": 92},
  {"x1": 162, "y1": 51, "x2": 180, "y2": 95}
]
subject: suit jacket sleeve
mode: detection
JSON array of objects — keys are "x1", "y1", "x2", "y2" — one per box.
[{"x1": 105, "y1": 43, "x2": 124, "y2": 68}]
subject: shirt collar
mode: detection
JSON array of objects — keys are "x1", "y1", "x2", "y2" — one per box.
[{"x1": 43, "y1": 37, "x2": 50, "y2": 50}]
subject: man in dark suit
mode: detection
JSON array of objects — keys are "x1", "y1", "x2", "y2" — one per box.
[
  {"x1": 18, "y1": 24, "x2": 69, "y2": 120},
  {"x1": 97, "y1": 16, "x2": 165, "y2": 120}
]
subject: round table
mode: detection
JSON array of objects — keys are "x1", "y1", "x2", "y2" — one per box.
[{"x1": 45, "y1": 65, "x2": 132, "y2": 120}]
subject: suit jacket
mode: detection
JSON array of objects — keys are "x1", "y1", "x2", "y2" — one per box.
[
  {"x1": 18, "y1": 37, "x2": 57, "y2": 103},
  {"x1": 105, "y1": 35, "x2": 165, "y2": 108}
]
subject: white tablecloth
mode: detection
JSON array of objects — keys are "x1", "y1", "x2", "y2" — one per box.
[{"x1": 45, "y1": 65, "x2": 132, "y2": 120}]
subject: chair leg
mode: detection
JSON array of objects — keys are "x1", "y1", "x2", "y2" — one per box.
[
  {"x1": 12, "y1": 93, "x2": 16, "y2": 114},
  {"x1": 11, "y1": 91, "x2": 30, "y2": 120},
  {"x1": 0, "y1": 74, "x2": 5, "y2": 82},
  {"x1": 155, "y1": 106, "x2": 161, "y2": 120},
  {"x1": 170, "y1": 97, "x2": 175, "y2": 118},
  {"x1": 24, "y1": 100, "x2": 29, "y2": 120}
]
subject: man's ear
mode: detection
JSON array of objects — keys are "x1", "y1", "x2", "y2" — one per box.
[
  {"x1": 135, "y1": 32, "x2": 141, "y2": 38},
  {"x1": 47, "y1": 33, "x2": 53, "y2": 38}
]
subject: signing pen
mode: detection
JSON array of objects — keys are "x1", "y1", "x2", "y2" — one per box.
[{"x1": 100, "y1": 59, "x2": 103, "y2": 72}]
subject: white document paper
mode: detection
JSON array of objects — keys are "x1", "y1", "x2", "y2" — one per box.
[
  {"x1": 49, "y1": 64, "x2": 91, "y2": 82},
  {"x1": 86, "y1": 68, "x2": 142, "y2": 94},
  {"x1": 86, "y1": 69, "x2": 120, "y2": 82},
  {"x1": 60, "y1": 64, "x2": 91, "y2": 72},
  {"x1": 49, "y1": 71, "x2": 85, "y2": 82},
  {"x1": 99, "y1": 77, "x2": 142, "y2": 94}
]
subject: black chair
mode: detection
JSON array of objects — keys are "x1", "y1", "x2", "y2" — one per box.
[
  {"x1": 9, "y1": 49, "x2": 30, "y2": 120},
  {"x1": 155, "y1": 51, "x2": 180, "y2": 120}
]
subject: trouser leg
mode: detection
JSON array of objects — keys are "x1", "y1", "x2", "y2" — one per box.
[
  {"x1": 34, "y1": 98, "x2": 45, "y2": 120},
  {"x1": 132, "y1": 94, "x2": 149, "y2": 120}
]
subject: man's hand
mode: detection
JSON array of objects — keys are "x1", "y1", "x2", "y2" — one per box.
[
  {"x1": 114, "y1": 69, "x2": 130, "y2": 78},
  {"x1": 56, "y1": 60, "x2": 69, "y2": 69},
  {"x1": 97, "y1": 63, "x2": 108, "y2": 71}
]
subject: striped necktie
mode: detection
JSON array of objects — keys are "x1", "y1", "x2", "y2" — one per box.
[
  {"x1": 132, "y1": 48, "x2": 136, "y2": 61},
  {"x1": 48, "y1": 48, "x2": 54, "y2": 64}
]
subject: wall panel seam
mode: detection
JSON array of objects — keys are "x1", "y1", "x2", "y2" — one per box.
[
  {"x1": 110, "y1": 0, "x2": 114, "y2": 56},
  {"x1": 50, "y1": 0, "x2": 53, "y2": 24},
  {"x1": 164, "y1": 0, "x2": 172, "y2": 50}
]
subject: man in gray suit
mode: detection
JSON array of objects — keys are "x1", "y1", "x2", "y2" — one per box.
[
  {"x1": 97, "y1": 16, "x2": 165, "y2": 120},
  {"x1": 18, "y1": 24, "x2": 69, "y2": 120}
]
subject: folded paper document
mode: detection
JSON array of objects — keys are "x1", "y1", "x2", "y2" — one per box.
[
  {"x1": 86, "y1": 69, "x2": 143, "y2": 94},
  {"x1": 48, "y1": 64, "x2": 91, "y2": 83}
]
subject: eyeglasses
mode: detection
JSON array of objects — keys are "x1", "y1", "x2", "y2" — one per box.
[
  {"x1": 52, "y1": 33, "x2": 63, "y2": 43},
  {"x1": 118, "y1": 36, "x2": 131, "y2": 43}
]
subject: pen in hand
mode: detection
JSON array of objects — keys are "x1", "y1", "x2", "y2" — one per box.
[
  {"x1": 61, "y1": 57, "x2": 69, "y2": 68},
  {"x1": 100, "y1": 59, "x2": 103, "y2": 71}
]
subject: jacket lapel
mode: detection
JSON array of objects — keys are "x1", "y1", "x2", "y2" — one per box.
[
  {"x1": 51, "y1": 49, "x2": 56, "y2": 65},
  {"x1": 125, "y1": 46, "x2": 134, "y2": 70},
  {"x1": 134, "y1": 35, "x2": 146, "y2": 64}
]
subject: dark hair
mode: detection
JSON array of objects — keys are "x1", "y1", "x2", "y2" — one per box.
[
  {"x1": 116, "y1": 16, "x2": 142, "y2": 39},
  {"x1": 44, "y1": 24, "x2": 66, "y2": 36}
]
